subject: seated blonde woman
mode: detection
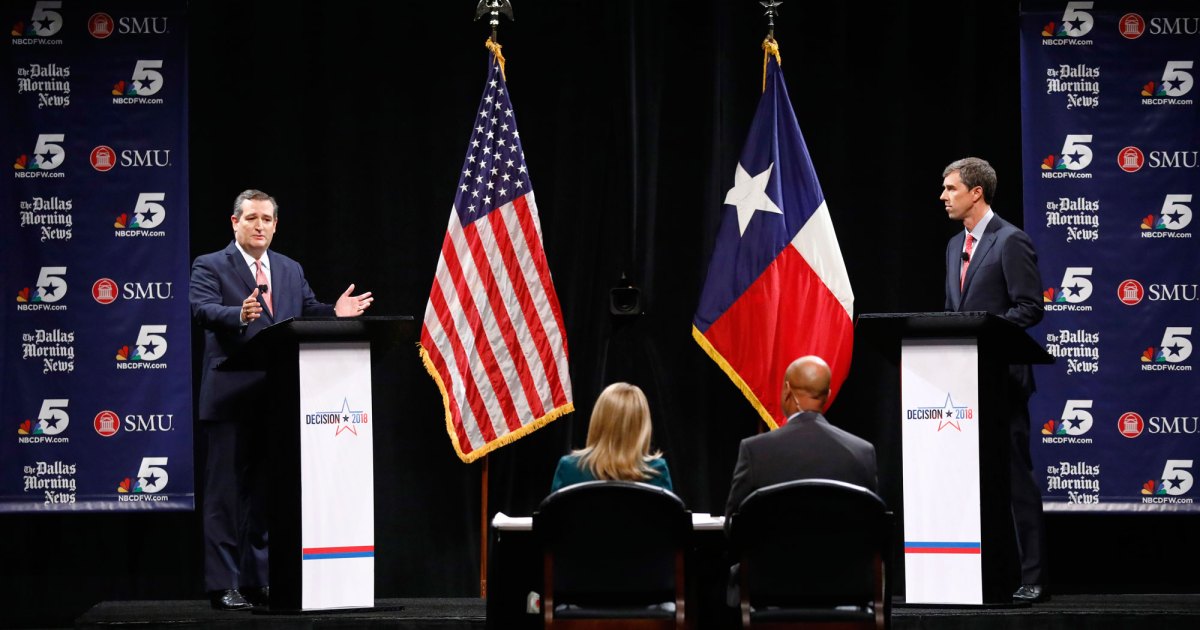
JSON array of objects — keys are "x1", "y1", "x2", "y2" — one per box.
[{"x1": 550, "y1": 382, "x2": 673, "y2": 492}]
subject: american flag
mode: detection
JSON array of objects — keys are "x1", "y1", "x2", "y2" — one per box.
[
  {"x1": 693, "y1": 54, "x2": 854, "y2": 428},
  {"x1": 420, "y1": 53, "x2": 574, "y2": 463}
]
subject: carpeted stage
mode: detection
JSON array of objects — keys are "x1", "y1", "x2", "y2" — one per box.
[{"x1": 68, "y1": 594, "x2": 1200, "y2": 629}]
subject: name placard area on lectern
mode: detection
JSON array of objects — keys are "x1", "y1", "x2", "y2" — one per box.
[
  {"x1": 901, "y1": 340, "x2": 983, "y2": 605},
  {"x1": 298, "y1": 342, "x2": 375, "y2": 610}
]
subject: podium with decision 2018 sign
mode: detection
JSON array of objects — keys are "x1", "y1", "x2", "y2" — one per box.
[
  {"x1": 857, "y1": 312, "x2": 1053, "y2": 605},
  {"x1": 220, "y1": 316, "x2": 416, "y2": 612}
]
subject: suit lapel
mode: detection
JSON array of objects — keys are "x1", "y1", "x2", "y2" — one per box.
[
  {"x1": 269, "y1": 254, "x2": 289, "y2": 321},
  {"x1": 224, "y1": 242, "x2": 257, "y2": 296}
]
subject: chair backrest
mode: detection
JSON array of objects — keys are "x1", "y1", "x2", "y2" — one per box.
[
  {"x1": 534, "y1": 480, "x2": 691, "y2": 607},
  {"x1": 728, "y1": 479, "x2": 888, "y2": 609}
]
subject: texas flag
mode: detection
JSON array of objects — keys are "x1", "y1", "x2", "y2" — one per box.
[{"x1": 693, "y1": 54, "x2": 854, "y2": 428}]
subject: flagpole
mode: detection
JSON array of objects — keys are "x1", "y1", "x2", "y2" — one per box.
[
  {"x1": 480, "y1": 454, "x2": 489, "y2": 598},
  {"x1": 760, "y1": 0, "x2": 783, "y2": 92},
  {"x1": 472, "y1": 1, "x2": 514, "y2": 599}
]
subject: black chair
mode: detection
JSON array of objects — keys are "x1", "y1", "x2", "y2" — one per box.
[
  {"x1": 533, "y1": 480, "x2": 691, "y2": 629},
  {"x1": 727, "y1": 479, "x2": 889, "y2": 629}
]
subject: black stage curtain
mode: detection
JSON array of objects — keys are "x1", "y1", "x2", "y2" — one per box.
[{"x1": 2, "y1": 1, "x2": 1195, "y2": 627}]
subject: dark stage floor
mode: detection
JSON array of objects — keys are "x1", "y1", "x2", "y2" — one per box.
[{"x1": 58, "y1": 594, "x2": 1200, "y2": 630}]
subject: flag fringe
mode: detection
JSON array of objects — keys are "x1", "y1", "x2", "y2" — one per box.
[
  {"x1": 691, "y1": 325, "x2": 779, "y2": 430},
  {"x1": 419, "y1": 343, "x2": 574, "y2": 463},
  {"x1": 486, "y1": 37, "x2": 507, "y2": 80}
]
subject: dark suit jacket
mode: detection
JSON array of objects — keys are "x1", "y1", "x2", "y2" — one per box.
[
  {"x1": 945, "y1": 213, "x2": 1044, "y2": 392},
  {"x1": 724, "y1": 411, "x2": 877, "y2": 519},
  {"x1": 190, "y1": 241, "x2": 334, "y2": 421}
]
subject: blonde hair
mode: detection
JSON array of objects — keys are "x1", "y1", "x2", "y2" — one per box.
[{"x1": 575, "y1": 382, "x2": 663, "y2": 482}]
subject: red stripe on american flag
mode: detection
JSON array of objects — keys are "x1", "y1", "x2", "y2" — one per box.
[
  {"x1": 512, "y1": 195, "x2": 570, "y2": 406},
  {"x1": 461, "y1": 218, "x2": 545, "y2": 427},
  {"x1": 486, "y1": 205, "x2": 567, "y2": 411},
  {"x1": 438, "y1": 229, "x2": 522, "y2": 436},
  {"x1": 439, "y1": 222, "x2": 518, "y2": 436},
  {"x1": 419, "y1": 323, "x2": 474, "y2": 453},
  {"x1": 427, "y1": 246, "x2": 497, "y2": 446}
]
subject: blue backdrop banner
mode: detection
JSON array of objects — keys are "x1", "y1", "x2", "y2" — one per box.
[
  {"x1": 1, "y1": 0, "x2": 191, "y2": 511},
  {"x1": 1021, "y1": 1, "x2": 1199, "y2": 512}
]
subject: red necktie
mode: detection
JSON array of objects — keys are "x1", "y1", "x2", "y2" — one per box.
[
  {"x1": 255, "y1": 260, "x2": 273, "y2": 315},
  {"x1": 960, "y1": 233, "x2": 975, "y2": 291}
]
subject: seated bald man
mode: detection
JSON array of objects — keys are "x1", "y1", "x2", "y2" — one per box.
[{"x1": 724, "y1": 355, "x2": 878, "y2": 521}]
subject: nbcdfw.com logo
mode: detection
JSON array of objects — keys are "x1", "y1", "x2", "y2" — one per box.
[
  {"x1": 1041, "y1": 400, "x2": 1094, "y2": 444},
  {"x1": 116, "y1": 456, "x2": 171, "y2": 502},
  {"x1": 1043, "y1": 267, "x2": 1093, "y2": 311},
  {"x1": 1141, "y1": 460, "x2": 1195, "y2": 505},
  {"x1": 1140, "y1": 327, "x2": 1193, "y2": 371}
]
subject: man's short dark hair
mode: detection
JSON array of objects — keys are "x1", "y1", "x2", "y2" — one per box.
[
  {"x1": 943, "y1": 157, "x2": 996, "y2": 204},
  {"x1": 232, "y1": 189, "x2": 278, "y2": 218}
]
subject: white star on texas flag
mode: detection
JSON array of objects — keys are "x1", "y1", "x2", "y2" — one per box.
[{"x1": 724, "y1": 162, "x2": 782, "y2": 236}]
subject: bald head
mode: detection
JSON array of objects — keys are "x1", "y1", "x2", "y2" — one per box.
[{"x1": 781, "y1": 355, "x2": 832, "y2": 417}]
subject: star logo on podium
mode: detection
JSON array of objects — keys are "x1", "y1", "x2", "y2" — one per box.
[
  {"x1": 936, "y1": 394, "x2": 969, "y2": 432},
  {"x1": 334, "y1": 398, "x2": 366, "y2": 437}
]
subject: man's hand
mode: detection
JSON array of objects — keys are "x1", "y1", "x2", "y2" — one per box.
[
  {"x1": 334, "y1": 284, "x2": 374, "y2": 317},
  {"x1": 241, "y1": 288, "x2": 263, "y2": 324}
]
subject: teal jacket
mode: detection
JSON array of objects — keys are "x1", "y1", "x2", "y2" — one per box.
[{"x1": 550, "y1": 453, "x2": 673, "y2": 493}]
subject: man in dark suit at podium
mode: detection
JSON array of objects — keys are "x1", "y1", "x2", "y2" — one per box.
[
  {"x1": 190, "y1": 189, "x2": 374, "y2": 610},
  {"x1": 724, "y1": 355, "x2": 878, "y2": 520},
  {"x1": 940, "y1": 157, "x2": 1047, "y2": 603}
]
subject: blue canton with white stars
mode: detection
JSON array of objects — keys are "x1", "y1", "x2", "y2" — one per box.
[{"x1": 453, "y1": 61, "x2": 532, "y2": 225}]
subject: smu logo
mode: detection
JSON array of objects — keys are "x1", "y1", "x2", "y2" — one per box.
[
  {"x1": 89, "y1": 12, "x2": 170, "y2": 38},
  {"x1": 1117, "y1": 279, "x2": 1144, "y2": 305},
  {"x1": 1118, "y1": 146, "x2": 1144, "y2": 173}
]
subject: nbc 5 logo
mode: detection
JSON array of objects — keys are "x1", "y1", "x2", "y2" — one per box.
[
  {"x1": 29, "y1": 266, "x2": 67, "y2": 302},
  {"x1": 133, "y1": 192, "x2": 166, "y2": 228},
  {"x1": 20, "y1": 134, "x2": 66, "y2": 170},
  {"x1": 1154, "y1": 327, "x2": 1192, "y2": 363},
  {"x1": 137, "y1": 457, "x2": 169, "y2": 492},
  {"x1": 1048, "y1": 267, "x2": 1092, "y2": 303},
  {"x1": 135, "y1": 325, "x2": 167, "y2": 361},
  {"x1": 1059, "y1": 135, "x2": 1092, "y2": 170},
  {"x1": 1155, "y1": 460, "x2": 1193, "y2": 496},
  {"x1": 129, "y1": 60, "x2": 163, "y2": 96},
  {"x1": 22, "y1": 1, "x2": 64, "y2": 37},
  {"x1": 1058, "y1": 2, "x2": 1094, "y2": 38},
  {"x1": 1153, "y1": 195, "x2": 1192, "y2": 231},
  {"x1": 35, "y1": 399, "x2": 69, "y2": 435},
  {"x1": 1058, "y1": 400, "x2": 1092, "y2": 435},
  {"x1": 1158, "y1": 61, "x2": 1194, "y2": 98}
]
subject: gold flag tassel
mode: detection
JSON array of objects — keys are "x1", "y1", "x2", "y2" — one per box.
[
  {"x1": 486, "y1": 37, "x2": 507, "y2": 80},
  {"x1": 762, "y1": 36, "x2": 781, "y2": 93}
]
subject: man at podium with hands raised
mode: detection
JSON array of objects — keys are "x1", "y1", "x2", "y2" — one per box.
[{"x1": 189, "y1": 189, "x2": 373, "y2": 610}]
